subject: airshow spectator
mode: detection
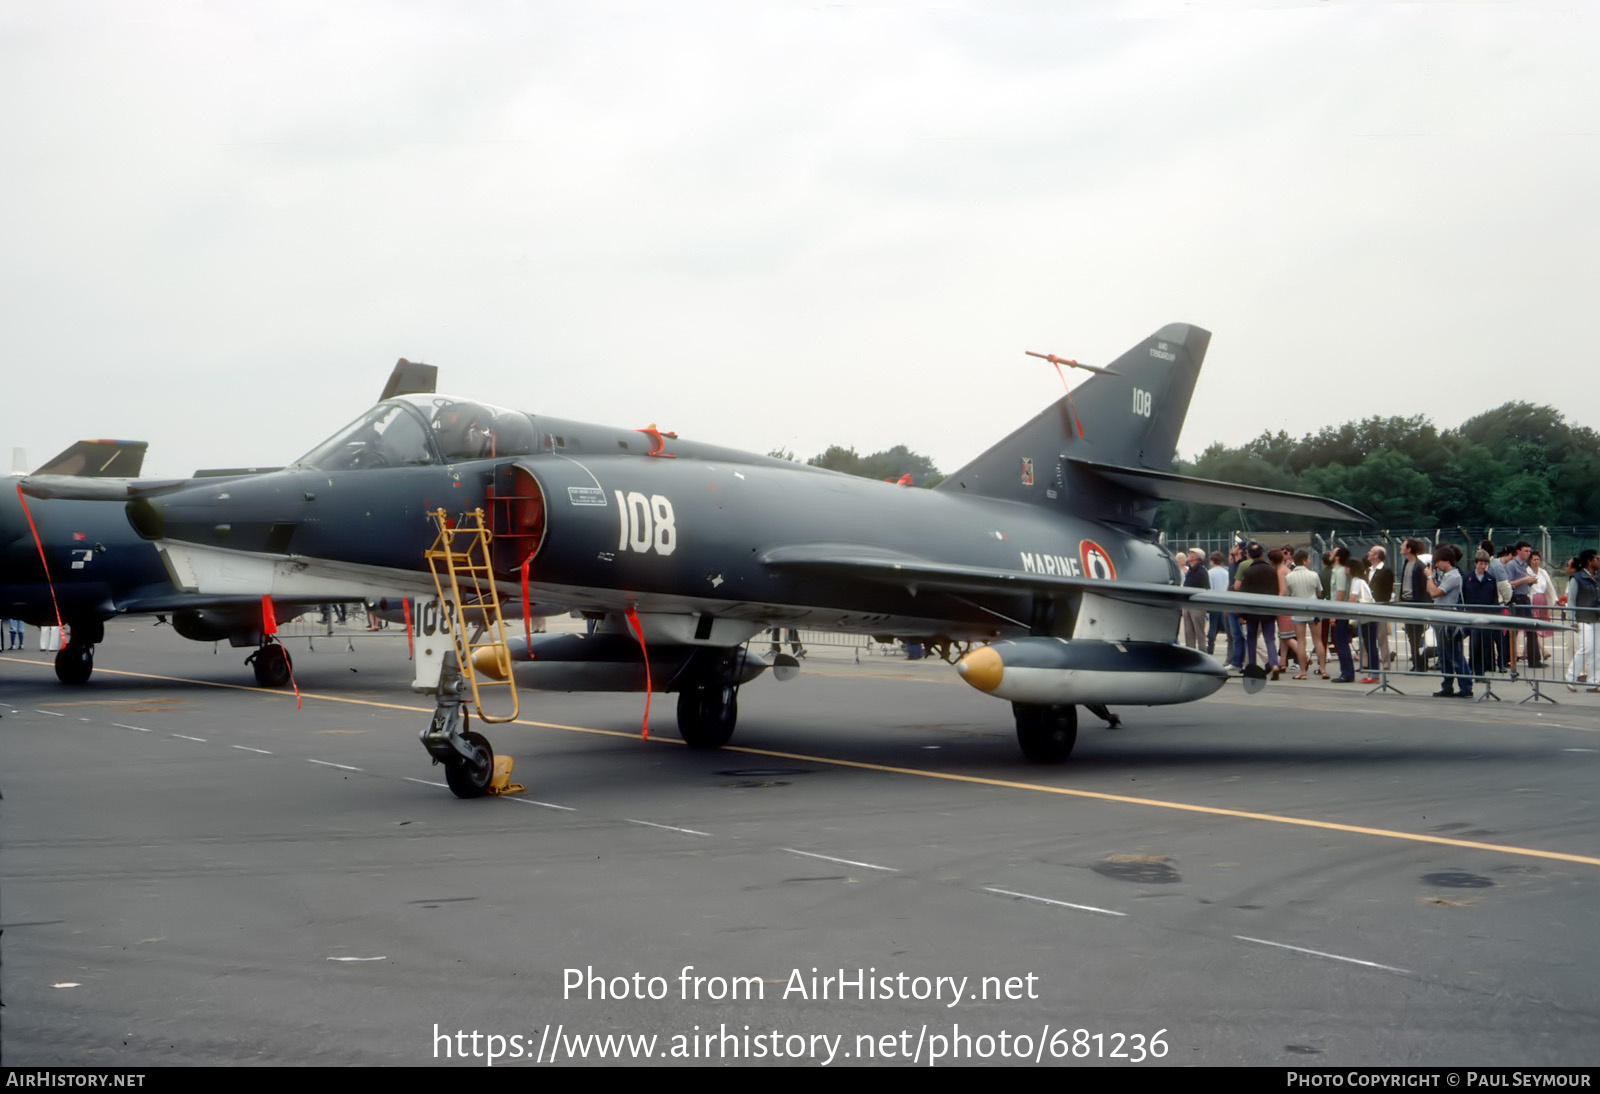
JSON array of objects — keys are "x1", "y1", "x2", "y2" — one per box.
[
  {"x1": 1566, "y1": 549, "x2": 1599, "y2": 693},
  {"x1": 1223, "y1": 542, "x2": 1249, "y2": 669},
  {"x1": 1328, "y1": 546, "x2": 1355, "y2": 683},
  {"x1": 1271, "y1": 548, "x2": 1304, "y2": 674},
  {"x1": 1181, "y1": 547, "x2": 1208, "y2": 650},
  {"x1": 1427, "y1": 544, "x2": 1473, "y2": 699},
  {"x1": 1284, "y1": 548, "x2": 1325, "y2": 680},
  {"x1": 1206, "y1": 550, "x2": 1229, "y2": 655},
  {"x1": 1237, "y1": 542, "x2": 1281, "y2": 676},
  {"x1": 1529, "y1": 551, "x2": 1555, "y2": 663},
  {"x1": 1460, "y1": 549, "x2": 1500, "y2": 677},
  {"x1": 1346, "y1": 557, "x2": 1379, "y2": 683},
  {"x1": 6, "y1": 618, "x2": 22, "y2": 649},
  {"x1": 1488, "y1": 543, "x2": 1514, "y2": 671},
  {"x1": 1398, "y1": 538, "x2": 1430, "y2": 670},
  {"x1": 1506, "y1": 541, "x2": 1543, "y2": 669},
  {"x1": 1366, "y1": 544, "x2": 1395, "y2": 666}
]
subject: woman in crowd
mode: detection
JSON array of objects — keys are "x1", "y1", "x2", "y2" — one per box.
[
  {"x1": 1528, "y1": 551, "x2": 1554, "y2": 663},
  {"x1": 1347, "y1": 557, "x2": 1380, "y2": 683}
]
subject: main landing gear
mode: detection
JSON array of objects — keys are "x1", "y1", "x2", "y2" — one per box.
[
  {"x1": 1012, "y1": 702, "x2": 1078, "y2": 763},
  {"x1": 246, "y1": 640, "x2": 293, "y2": 688},
  {"x1": 55, "y1": 641, "x2": 94, "y2": 685},
  {"x1": 677, "y1": 679, "x2": 738, "y2": 749}
]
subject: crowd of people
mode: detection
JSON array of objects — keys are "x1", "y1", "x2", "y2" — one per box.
[{"x1": 1175, "y1": 539, "x2": 1600, "y2": 697}]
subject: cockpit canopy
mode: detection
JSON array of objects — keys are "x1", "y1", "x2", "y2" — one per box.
[{"x1": 294, "y1": 395, "x2": 537, "y2": 470}]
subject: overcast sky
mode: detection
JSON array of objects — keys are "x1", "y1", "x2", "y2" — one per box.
[{"x1": 4, "y1": 0, "x2": 1596, "y2": 480}]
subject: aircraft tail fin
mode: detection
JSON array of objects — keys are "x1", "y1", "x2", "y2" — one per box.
[
  {"x1": 33, "y1": 439, "x2": 149, "y2": 478},
  {"x1": 937, "y1": 323, "x2": 1208, "y2": 510}
]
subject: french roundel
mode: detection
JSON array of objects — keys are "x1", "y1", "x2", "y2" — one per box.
[{"x1": 1079, "y1": 539, "x2": 1116, "y2": 581}]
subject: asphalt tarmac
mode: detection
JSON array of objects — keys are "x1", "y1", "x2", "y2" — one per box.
[{"x1": 3, "y1": 622, "x2": 1598, "y2": 1068}]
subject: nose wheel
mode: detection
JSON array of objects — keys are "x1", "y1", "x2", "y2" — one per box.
[
  {"x1": 443, "y1": 730, "x2": 495, "y2": 799},
  {"x1": 1013, "y1": 702, "x2": 1078, "y2": 763}
]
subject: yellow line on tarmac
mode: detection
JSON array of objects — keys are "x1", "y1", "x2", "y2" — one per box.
[{"x1": 10, "y1": 657, "x2": 1600, "y2": 869}]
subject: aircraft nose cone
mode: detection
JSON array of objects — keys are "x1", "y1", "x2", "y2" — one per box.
[{"x1": 956, "y1": 645, "x2": 1004, "y2": 693}]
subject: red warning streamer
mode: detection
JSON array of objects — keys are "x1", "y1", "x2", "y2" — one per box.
[
  {"x1": 1046, "y1": 357, "x2": 1086, "y2": 439},
  {"x1": 260, "y1": 595, "x2": 301, "y2": 710},
  {"x1": 520, "y1": 554, "x2": 534, "y2": 651},
  {"x1": 16, "y1": 484, "x2": 63, "y2": 631},
  {"x1": 623, "y1": 606, "x2": 651, "y2": 740},
  {"x1": 402, "y1": 597, "x2": 414, "y2": 660}
]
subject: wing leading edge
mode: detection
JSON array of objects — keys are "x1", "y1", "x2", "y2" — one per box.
[{"x1": 758, "y1": 545, "x2": 1563, "y2": 634}]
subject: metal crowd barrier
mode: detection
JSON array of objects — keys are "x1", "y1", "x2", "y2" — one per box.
[{"x1": 1346, "y1": 602, "x2": 1594, "y2": 705}]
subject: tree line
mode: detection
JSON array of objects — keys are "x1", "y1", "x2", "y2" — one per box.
[
  {"x1": 1157, "y1": 402, "x2": 1600, "y2": 532},
  {"x1": 777, "y1": 401, "x2": 1600, "y2": 531}
]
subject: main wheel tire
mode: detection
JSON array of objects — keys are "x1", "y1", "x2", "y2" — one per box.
[
  {"x1": 676, "y1": 683, "x2": 738, "y2": 749},
  {"x1": 1014, "y1": 702, "x2": 1077, "y2": 763},
  {"x1": 444, "y1": 730, "x2": 494, "y2": 799},
  {"x1": 55, "y1": 642, "x2": 94, "y2": 685},
  {"x1": 251, "y1": 644, "x2": 292, "y2": 688}
]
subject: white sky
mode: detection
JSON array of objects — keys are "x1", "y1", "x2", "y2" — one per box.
[{"x1": 4, "y1": 0, "x2": 1596, "y2": 479}]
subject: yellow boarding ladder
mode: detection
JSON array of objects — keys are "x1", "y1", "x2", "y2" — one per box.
[{"x1": 424, "y1": 507, "x2": 519, "y2": 724}]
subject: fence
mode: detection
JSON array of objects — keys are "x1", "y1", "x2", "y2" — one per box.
[{"x1": 1213, "y1": 602, "x2": 1597, "y2": 705}]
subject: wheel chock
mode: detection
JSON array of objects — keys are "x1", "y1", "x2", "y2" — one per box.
[{"x1": 486, "y1": 754, "x2": 523, "y2": 795}]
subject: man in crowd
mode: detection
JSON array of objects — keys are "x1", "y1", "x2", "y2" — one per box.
[
  {"x1": 1426, "y1": 544, "x2": 1473, "y2": 699},
  {"x1": 1328, "y1": 546, "x2": 1355, "y2": 683},
  {"x1": 1206, "y1": 550, "x2": 1229, "y2": 655},
  {"x1": 1366, "y1": 544, "x2": 1395, "y2": 667},
  {"x1": 1235, "y1": 541, "x2": 1281, "y2": 676},
  {"x1": 1460, "y1": 549, "x2": 1500, "y2": 677},
  {"x1": 1181, "y1": 547, "x2": 1209, "y2": 650},
  {"x1": 1397, "y1": 539, "x2": 1431, "y2": 670},
  {"x1": 1285, "y1": 548, "x2": 1325, "y2": 679},
  {"x1": 1567, "y1": 549, "x2": 1599, "y2": 693},
  {"x1": 1505, "y1": 540, "x2": 1543, "y2": 669}
]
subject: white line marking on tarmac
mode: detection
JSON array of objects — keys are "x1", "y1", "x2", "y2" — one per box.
[
  {"x1": 80, "y1": 717, "x2": 91, "y2": 722},
  {"x1": 1561, "y1": 748, "x2": 1597, "y2": 753},
  {"x1": 232, "y1": 745, "x2": 273, "y2": 755},
  {"x1": 625, "y1": 818, "x2": 709, "y2": 836},
  {"x1": 782, "y1": 848, "x2": 898, "y2": 872},
  {"x1": 403, "y1": 778, "x2": 450, "y2": 789},
  {"x1": 171, "y1": 734, "x2": 207, "y2": 742},
  {"x1": 326, "y1": 956, "x2": 387, "y2": 962},
  {"x1": 307, "y1": 759, "x2": 362, "y2": 771},
  {"x1": 113, "y1": 724, "x2": 149, "y2": 732},
  {"x1": 36, "y1": 710, "x2": 62, "y2": 716},
  {"x1": 1234, "y1": 935, "x2": 1411, "y2": 975},
  {"x1": 983, "y1": 887, "x2": 1127, "y2": 917},
  {"x1": 505, "y1": 798, "x2": 577, "y2": 811}
]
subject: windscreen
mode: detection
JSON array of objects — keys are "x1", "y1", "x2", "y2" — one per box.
[{"x1": 294, "y1": 402, "x2": 435, "y2": 470}]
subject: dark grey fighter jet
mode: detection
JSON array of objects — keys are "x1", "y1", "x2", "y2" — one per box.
[
  {"x1": 6, "y1": 362, "x2": 442, "y2": 685},
  {"x1": 20, "y1": 325, "x2": 1546, "y2": 795},
  {"x1": 3, "y1": 441, "x2": 330, "y2": 685}
]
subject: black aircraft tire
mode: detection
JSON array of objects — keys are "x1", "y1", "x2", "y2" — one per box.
[
  {"x1": 677, "y1": 684, "x2": 738, "y2": 749},
  {"x1": 444, "y1": 731, "x2": 494, "y2": 799},
  {"x1": 1013, "y1": 702, "x2": 1078, "y2": 763},
  {"x1": 252, "y1": 645, "x2": 293, "y2": 688},
  {"x1": 55, "y1": 643, "x2": 94, "y2": 685}
]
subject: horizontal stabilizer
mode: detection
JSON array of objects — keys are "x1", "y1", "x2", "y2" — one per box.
[
  {"x1": 19, "y1": 476, "x2": 191, "y2": 501},
  {"x1": 33, "y1": 439, "x2": 148, "y2": 478},
  {"x1": 1067, "y1": 458, "x2": 1371, "y2": 523}
]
